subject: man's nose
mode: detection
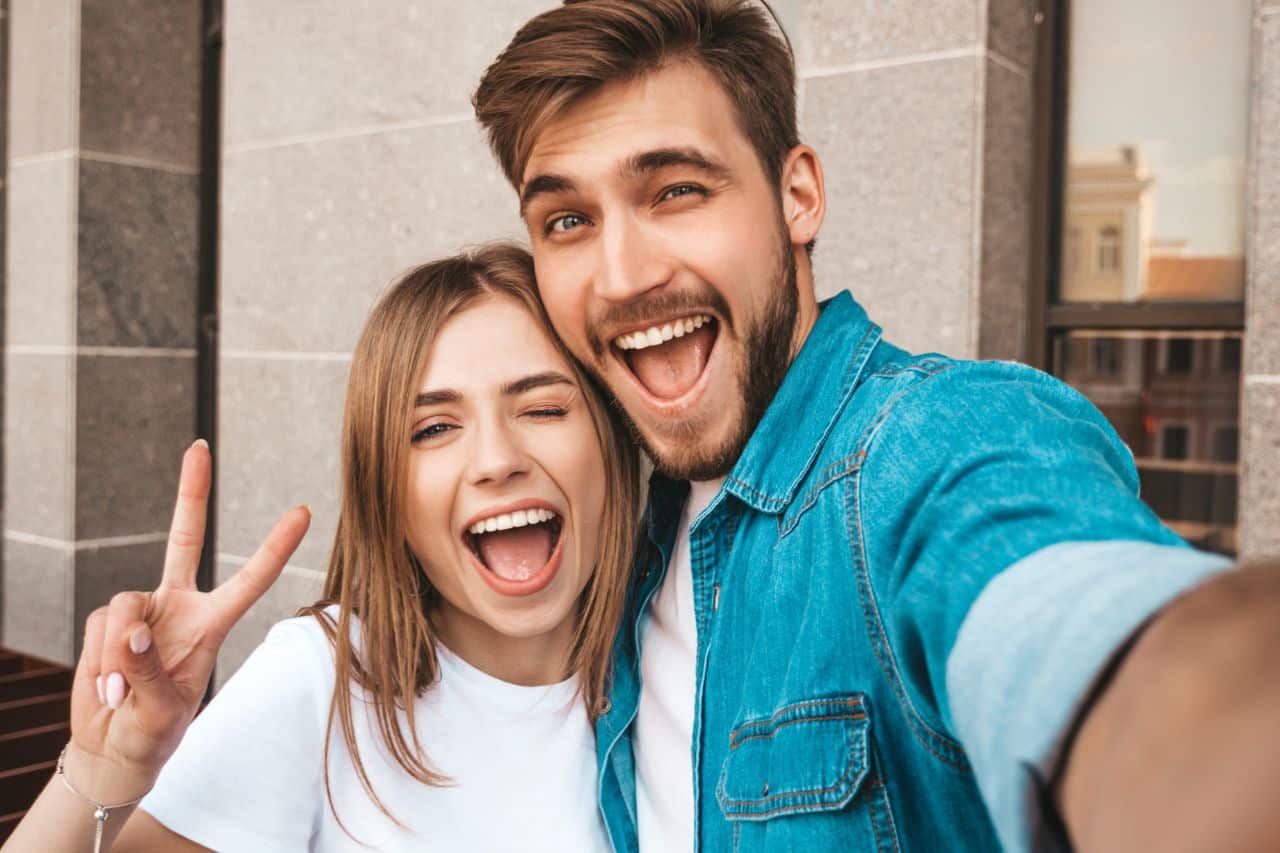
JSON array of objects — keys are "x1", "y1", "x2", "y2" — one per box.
[
  {"x1": 594, "y1": 214, "x2": 674, "y2": 304},
  {"x1": 466, "y1": 420, "x2": 529, "y2": 486}
]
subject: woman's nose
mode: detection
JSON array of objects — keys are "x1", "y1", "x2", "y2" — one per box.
[{"x1": 466, "y1": 421, "x2": 529, "y2": 486}]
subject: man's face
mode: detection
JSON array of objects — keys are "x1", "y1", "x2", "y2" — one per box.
[{"x1": 521, "y1": 62, "x2": 818, "y2": 480}]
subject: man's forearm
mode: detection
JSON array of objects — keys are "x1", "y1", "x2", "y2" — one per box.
[{"x1": 1058, "y1": 562, "x2": 1280, "y2": 852}]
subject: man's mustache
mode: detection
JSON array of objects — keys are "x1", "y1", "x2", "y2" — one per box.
[{"x1": 586, "y1": 286, "x2": 734, "y2": 359}]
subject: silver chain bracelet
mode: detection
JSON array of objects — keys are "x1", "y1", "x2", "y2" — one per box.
[{"x1": 55, "y1": 744, "x2": 148, "y2": 853}]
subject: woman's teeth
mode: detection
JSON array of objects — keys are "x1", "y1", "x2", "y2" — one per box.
[
  {"x1": 613, "y1": 314, "x2": 712, "y2": 351},
  {"x1": 468, "y1": 508, "x2": 558, "y2": 535}
]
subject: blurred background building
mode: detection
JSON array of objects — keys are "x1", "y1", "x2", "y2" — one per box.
[{"x1": 0, "y1": 0, "x2": 1276, "y2": 760}]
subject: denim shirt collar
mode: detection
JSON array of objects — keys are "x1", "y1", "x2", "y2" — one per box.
[{"x1": 720, "y1": 290, "x2": 882, "y2": 514}]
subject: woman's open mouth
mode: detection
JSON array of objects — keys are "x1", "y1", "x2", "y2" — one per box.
[
  {"x1": 612, "y1": 314, "x2": 718, "y2": 404},
  {"x1": 462, "y1": 505, "x2": 565, "y2": 596}
]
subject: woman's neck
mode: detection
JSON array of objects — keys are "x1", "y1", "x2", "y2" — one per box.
[{"x1": 427, "y1": 603, "x2": 576, "y2": 686}]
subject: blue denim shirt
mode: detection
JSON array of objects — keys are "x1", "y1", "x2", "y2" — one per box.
[{"x1": 595, "y1": 291, "x2": 1230, "y2": 853}]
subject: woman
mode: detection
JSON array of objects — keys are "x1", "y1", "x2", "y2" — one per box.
[{"x1": 4, "y1": 244, "x2": 640, "y2": 851}]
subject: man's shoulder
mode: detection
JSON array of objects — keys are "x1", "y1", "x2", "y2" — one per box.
[{"x1": 823, "y1": 344, "x2": 1092, "y2": 458}]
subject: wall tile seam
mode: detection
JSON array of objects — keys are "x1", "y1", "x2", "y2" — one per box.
[
  {"x1": 5, "y1": 529, "x2": 168, "y2": 552},
  {"x1": 798, "y1": 46, "x2": 1029, "y2": 82},
  {"x1": 216, "y1": 553, "x2": 324, "y2": 580},
  {"x1": 8, "y1": 149, "x2": 76, "y2": 168},
  {"x1": 968, "y1": 53, "x2": 988, "y2": 359},
  {"x1": 8, "y1": 345, "x2": 198, "y2": 357},
  {"x1": 69, "y1": 0, "x2": 84, "y2": 629},
  {"x1": 223, "y1": 111, "x2": 475, "y2": 157},
  {"x1": 80, "y1": 150, "x2": 199, "y2": 176},
  {"x1": 220, "y1": 349, "x2": 352, "y2": 363}
]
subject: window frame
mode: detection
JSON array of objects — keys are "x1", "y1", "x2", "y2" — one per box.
[{"x1": 1026, "y1": 0, "x2": 1246, "y2": 373}]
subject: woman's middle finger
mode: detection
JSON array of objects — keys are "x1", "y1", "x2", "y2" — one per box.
[{"x1": 99, "y1": 590, "x2": 151, "y2": 710}]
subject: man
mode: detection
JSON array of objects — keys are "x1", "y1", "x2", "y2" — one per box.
[{"x1": 473, "y1": 1, "x2": 1280, "y2": 850}]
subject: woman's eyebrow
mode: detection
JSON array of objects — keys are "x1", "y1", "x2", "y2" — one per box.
[
  {"x1": 414, "y1": 389, "x2": 462, "y2": 407},
  {"x1": 502, "y1": 371, "x2": 576, "y2": 396}
]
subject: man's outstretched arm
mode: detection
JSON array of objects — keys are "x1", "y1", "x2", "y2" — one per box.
[{"x1": 1058, "y1": 562, "x2": 1280, "y2": 852}]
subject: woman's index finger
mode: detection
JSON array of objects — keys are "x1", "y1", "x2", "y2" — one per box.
[{"x1": 160, "y1": 440, "x2": 213, "y2": 590}]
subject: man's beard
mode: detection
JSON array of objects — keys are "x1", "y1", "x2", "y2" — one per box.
[{"x1": 602, "y1": 232, "x2": 800, "y2": 482}]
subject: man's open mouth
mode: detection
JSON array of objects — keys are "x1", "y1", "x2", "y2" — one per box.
[
  {"x1": 463, "y1": 507, "x2": 564, "y2": 584},
  {"x1": 613, "y1": 314, "x2": 718, "y2": 401}
]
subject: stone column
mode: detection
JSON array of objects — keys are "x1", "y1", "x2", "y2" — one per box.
[
  {"x1": 3, "y1": 0, "x2": 202, "y2": 664},
  {"x1": 796, "y1": 0, "x2": 1037, "y2": 361},
  {"x1": 1241, "y1": 0, "x2": 1280, "y2": 558},
  {"x1": 214, "y1": 0, "x2": 550, "y2": 683}
]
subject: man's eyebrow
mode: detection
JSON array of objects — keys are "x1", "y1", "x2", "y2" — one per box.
[
  {"x1": 414, "y1": 389, "x2": 463, "y2": 408},
  {"x1": 502, "y1": 371, "x2": 576, "y2": 396},
  {"x1": 519, "y1": 173, "x2": 577, "y2": 218},
  {"x1": 623, "y1": 147, "x2": 734, "y2": 182}
]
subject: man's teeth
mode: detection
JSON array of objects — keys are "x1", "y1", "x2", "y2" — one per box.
[
  {"x1": 468, "y1": 508, "x2": 558, "y2": 535},
  {"x1": 614, "y1": 315, "x2": 712, "y2": 351}
]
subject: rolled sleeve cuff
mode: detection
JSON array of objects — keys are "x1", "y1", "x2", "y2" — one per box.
[{"x1": 945, "y1": 541, "x2": 1231, "y2": 852}]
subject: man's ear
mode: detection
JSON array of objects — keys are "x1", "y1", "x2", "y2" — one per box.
[{"x1": 780, "y1": 145, "x2": 825, "y2": 248}]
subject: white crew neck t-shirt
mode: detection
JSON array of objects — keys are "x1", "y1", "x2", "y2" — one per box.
[
  {"x1": 140, "y1": 607, "x2": 609, "y2": 853},
  {"x1": 635, "y1": 477, "x2": 724, "y2": 853}
]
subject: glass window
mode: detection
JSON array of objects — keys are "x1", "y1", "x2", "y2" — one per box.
[
  {"x1": 1047, "y1": 1, "x2": 1250, "y2": 556},
  {"x1": 1062, "y1": 1, "x2": 1250, "y2": 305}
]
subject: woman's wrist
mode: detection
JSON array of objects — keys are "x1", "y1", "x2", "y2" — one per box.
[{"x1": 61, "y1": 741, "x2": 159, "y2": 806}]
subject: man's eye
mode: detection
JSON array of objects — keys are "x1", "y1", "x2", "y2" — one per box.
[
  {"x1": 412, "y1": 422, "x2": 456, "y2": 442},
  {"x1": 546, "y1": 214, "x2": 587, "y2": 235},
  {"x1": 659, "y1": 184, "x2": 704, "y2": 202}
]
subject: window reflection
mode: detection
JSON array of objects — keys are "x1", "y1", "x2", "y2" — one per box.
[
  {"x1": 1061, "y1": 1, "x2": 1250, "y2": 303},
  {"x1": 1056, "y1": 331, "x2": 1241, "y2": 555}
]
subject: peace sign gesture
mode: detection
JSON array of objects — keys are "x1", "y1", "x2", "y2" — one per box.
[{"x1": 65, "y1": 440, "x2": 311, "y2": 801}]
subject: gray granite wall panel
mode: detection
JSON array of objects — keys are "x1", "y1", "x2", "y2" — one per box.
[
  {"x1": 222, "y1": 0, "x2": 556, "y2": 149},
  {"x1": 4, "y1": 354, "x2": 74, "y2": 541},
  {"x1": 1240, "y1": 384, "x2": 1280, "y2": 557},
  {"x1": 6, "y1": 157, "x2": 76, "y2": 346},
  {"x1": 214, "y1": 559, "x2": 323, "y2": 689},
  {"x1": 72, "y1": 540, "x2": 165, "y2": 654},
  {"x1": 216, "y1": 358, "x2": 347, "y2": 575},
  {"x1": 804, "y1": 58, "x2": 979, "y2": 357},
  {"x1": 1246, "y1": 13, "x2": 1280, "y2": 377},
  {"x1": 798, "y1": 0, "x2": 980, "y2": 69},
  {"x1": 987, "y1": 0, "x2": 1037, "y2": 69},
  {"x1": 77, "y1": 159, "x2": 199, "y2": 348},
  {"x1": 79, "y1": 0, "x2": 202, "y2": 168},
  {"x1": 219, "y1": 121, "x2": 522, "y2": 354},
  {"x1": 74, "y1": 355, "x2": 196, "y2": 540},
  {"x1": 8, "y1": 0, "x2": 76, "y2": 158},
  {"x1": 977, "y1": 59, "x2": 1033, "y2": 362},
  {"x1": 2, "y1": 539, "x2": 73, "y2": 664}
]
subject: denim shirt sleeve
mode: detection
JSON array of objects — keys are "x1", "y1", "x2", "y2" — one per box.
[{"x1": 856, "y1": 360, "x2": 1229, "y2": 850}]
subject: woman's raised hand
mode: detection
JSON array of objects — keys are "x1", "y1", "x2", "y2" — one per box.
[{"x1": 64, "y1": 440, "x2": 311, "y2": 800}]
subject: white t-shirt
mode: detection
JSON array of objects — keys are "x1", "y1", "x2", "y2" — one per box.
[
  {"x1": 635, "y1": 478, "x2": 723, "y2": 853},
  {"x1": 140, "y1": 608, "x2": 610, "y2": 852}
]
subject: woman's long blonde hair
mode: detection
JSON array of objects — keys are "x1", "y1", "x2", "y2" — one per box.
[{"x1": 299, "y1": 243, "x2": 641, "y2": 827}]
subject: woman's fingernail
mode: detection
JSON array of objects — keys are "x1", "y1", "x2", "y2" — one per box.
[
  {"x1": 96, "y1": 675, "x2": 105, "y2": 704},
  {"x1": 105, "y1": 672, "x2": 125, "y2": 710},
  {"x1": 192, "y1": 438, "x2": 209, "y2": 450},
  {"x1": 129, "y1": 625, "x2": 151, "y2": 655}
]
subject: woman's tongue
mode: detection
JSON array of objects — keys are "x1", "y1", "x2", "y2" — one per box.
[
  {"x1": 625, "y1": 325, "x2": 714, "y2": 400},
  {"x1": 477, "y1": 526, "x2": 554, "y2": 582}
]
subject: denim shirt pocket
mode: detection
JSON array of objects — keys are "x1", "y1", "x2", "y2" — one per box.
[
  {"x1": 716, "y1": 695, "x2": 900, "y2": 852},
  {"x1": 717, "y1": 695, "x2": 868, "y2": 819}
]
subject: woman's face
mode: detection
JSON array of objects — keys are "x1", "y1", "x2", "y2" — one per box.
[{"x1": 404, "y1": 295, "x2": 608, "y2": 677}]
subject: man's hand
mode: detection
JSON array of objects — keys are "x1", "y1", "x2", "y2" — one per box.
[{"x1": 1058, "y1": 561, "x2": 1280, "y2": 852}]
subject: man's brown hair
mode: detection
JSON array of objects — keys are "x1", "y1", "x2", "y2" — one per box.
[{"x1": 473, "y1": 0, "x2": 798, "y2": 191}]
